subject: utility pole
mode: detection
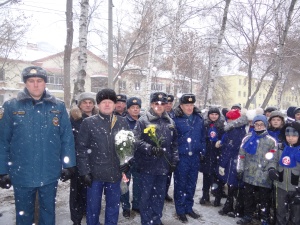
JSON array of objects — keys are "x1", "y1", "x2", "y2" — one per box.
[{"x1": 108, "y1": 0, "x2": 113, "y2": 89}]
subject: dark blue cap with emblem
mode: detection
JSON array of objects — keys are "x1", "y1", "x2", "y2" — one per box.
[
  {"x1": 22, "y1": 66, "x2": 48, "y2": 83},
  {"x1": 116, "y1": 94, "x2": 127, "y2": 102},
  {"x1": 180, "y1": 94, "x2": 196, "y2": 104},
  {"x1": 127, "y1": 97, "x2": 142, "y2": 109},
  {"x1": 167, "y1": 94, "x2": 174, "y2": 102}
]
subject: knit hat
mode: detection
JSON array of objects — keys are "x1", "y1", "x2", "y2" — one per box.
[
  {"x1": 252, "y1": 115, "x2": 268, "y2": 127},
  {"x1": 179, "y1": 94, "x2": 196, "y2": 104},
  {"x1": 231, "y1": 103, "x2": 241, "y2": 110},
  {"x1": 96, "y1": 88, "x2": 117, "y2": 104},
  {"x1": 226, "y1": 109, "x2": 241, "y2": 120},
  {"x1": 294, "y1": 107, "x2": 300, "y2": 115},
  {"x1": 127, "y1": 97, "x2": 142, "y2": 109},
  {"x1": 22, "y1": 66, "x2": 48, "y2": 83},
  {"x1": 116, "y1": 94, "x2": 127, "y2": 103},
  {"x1": 268, "y1": 110, "x2": 285, "y2": 122},
  {"x1": 208, "y1": 107, "x2": 220, "y2": 116},
  {"x1": 246, "y1": 110, "x2": 256, "y2": 121},
  {"x1": 150, "y1": 92, "x2": 167, "y2": 103},
  {"x1": 77, "y1": 92, "x2": 96, "y2": 106},
  {"x1": 285, "y1": 127, "x2": 299, "y2": 137},
  {"x1": 167, "y1": 94, "x2": 174, "y2": 102}
]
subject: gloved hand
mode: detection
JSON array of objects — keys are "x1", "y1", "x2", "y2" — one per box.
[
  {"x1": 120, "y1": 163, "x2": 130, "y2": 173},
  {"x1": 82, "y1": 174, "x2": 93, "y2": 187},
  {"x1": 268, "y1": 168, "x2": 279, "y2": 181},
  {"x1": 60, "y1": 167, "x2": 76, "y2": 182},
  {"x1": 151, "y1": 146, "x2": 164, "y2": 157},
  {"x1": 291, "y1": 187, "x2": 300, "y2": 205},
  {"x1": 169, "y1": 165, "x2": 176, "y2": 173},
  {"x1": 219, "y1": 166, "x2": 225, "y2": 176},
  {"x1": 237, "y1": 172, "x2": 243, "y2": 181},
  {"x1": 215, "y1": 140, "x2": 222, "y2": 148},
  {"x1": 0, "y1": 174, "x2": 11, "y2": 189}
]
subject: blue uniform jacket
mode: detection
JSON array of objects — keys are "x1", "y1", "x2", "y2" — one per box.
[
  {"x1": 0, "y1": 89, "x2": 76, "y2": 187},
  {"x1": 173, "y1": 106, "x2": 206, "y2": 157}
]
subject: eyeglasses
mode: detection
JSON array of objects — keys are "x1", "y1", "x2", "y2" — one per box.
[
  {"x1": 154, "y1": 102, "x2": 166, "y2": 106},
  {"x1": 254, "y1": 123, "x2": 265, "y2": 128}
]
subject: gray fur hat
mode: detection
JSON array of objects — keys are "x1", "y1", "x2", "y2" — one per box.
[{"x1": 77, "y1": 92, "x2": 96, "y2": 106}]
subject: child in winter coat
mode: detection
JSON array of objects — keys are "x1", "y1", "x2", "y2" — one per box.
[
  {"x1": 217, "y1": 109, "x2": 246, "y2": 217},
  {"x1": 269, "y1": 122, "x2": 300, "y2": 225},
  {"x1": 268, "y1": 111, "x2": 285, "y2": 142},
  {"x1": 237, "y1": 115, "x2": 277, "y2": 225},
  {"x1": 200, "y1": 107, "x2": 225, "y2": 206}
]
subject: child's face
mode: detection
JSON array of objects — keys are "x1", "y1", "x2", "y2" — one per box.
[
  {"x1": 209, "y1": 113, "x2": 219, "y2": 122},
  {"x1": 254, "y1": 121, "x2": 266, "y2": 131},
  {"x1": 270, "y1": 117, "x2": 283, "y2": 128},
  {"x1": 295, "y1": 113, "x2": 300, "y2": 121},
  {"x1": 286, "y1": 135, "x2": 299, "y2": 145}
]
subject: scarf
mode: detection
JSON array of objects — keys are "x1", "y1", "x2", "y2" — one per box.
[
  {"x1": 279, "y1": 145, "x2": 300, "y2": 168},
  {"x1": 242, "y1": 131, "x2": 267, "y2": 155}
]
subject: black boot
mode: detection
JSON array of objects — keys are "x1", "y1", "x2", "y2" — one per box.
[
  {"x1": 218, "y1": 186, "x2": 234, "y2": 215},
  {"x1": 213, "y1": 197, "x2": 221, "y2": 207},
  {"x1": 199, "y1": 191, "x2": 210, "y2": 205}
]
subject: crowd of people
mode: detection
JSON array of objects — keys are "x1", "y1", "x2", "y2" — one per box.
[{"x1": 0, "y1": 66, "x2": 300, "y2": 225}]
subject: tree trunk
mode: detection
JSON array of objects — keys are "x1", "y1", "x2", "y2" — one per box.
[
  {"x1": 205, "y1": 0, "x2": 231, "y2": 107},
  {"x1": 72, "y1": 0, "x2": 89, "y2": 105},
  {"x1": 64, "y1": 0, "x2": 73, "y2": 108}
]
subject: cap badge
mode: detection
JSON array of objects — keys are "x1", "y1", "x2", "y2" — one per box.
[
  {"x1": 133, "y1": 99, "x2": 137, "y2": 103},
  {"x1": 158, "y1": 94, "x2": 162, "y2": 98},
  {"x1": 117, "y1": 96, "x2": 121, "y2": 99},
  {"x1": 167, "y1": 97, "x2": 171, "y2": 100},
  {"x1": 30, "y1": 69, "x2": 37, "y2": 74},
  {"x1": 188, "y1": 97, "x2": 192, "y2": 102}
]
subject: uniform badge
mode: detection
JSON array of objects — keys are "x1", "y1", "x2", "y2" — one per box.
[
  {"x1": 52, "y1": 117, "x2": 59, "y2": 126},
  {"x1": 282, "y1": 156, "x2": 291, "y2": 166},
  {"x1": 133, "y1": 99, "x2": 137, "y2": 103},
  {"x1": 167, "y1": 97, "x2": 171, "y2": 100},
  {"x1": 0, "y1": 107, "x2": 4, "y2": 120},
  {"x1": 210, "y1": 131, "x2": 216, "y2": 138},
  {"x1": 30, "y1": 69, "x2": 37, "y2": 74},
  {"x1": 158, "y1": 94, "x2": 162, "y2": 98},
  {"x1": 188, "y1": 97, "x2": 192, "y2": 102},
  {"x1": 117, "y1": 96, "x2": 121, "y2": 99}
]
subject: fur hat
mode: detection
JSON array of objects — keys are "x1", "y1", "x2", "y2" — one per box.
[
  {"x1": 77, "y1": 92, "x2": 96, "y2": 106},
  {"x1": 231, "y1": 103, "x2": 241, "y2": 110},
  {"x1": 246, "y1": 108, "x2": 264, "y2": 121},
  {"x1": 208, "y1": 107, "x2": 220, "y2": 116},
  {"x1": 179, "y1": 94, "x2": 196, "y2": 104},
  {"x1": 150, "y1": 92, "x2": 167, "y2": 103},
  {"x1": 127, "y1": 97, "x2": 142, "y2": 109},
  {"x1": 22, "y1": 66, "x2": 48, "y2": 83},
  {"x1": 268, "y1": 110, "x2": 285, "y2": 122},
  {"x1": 252, "y1": 115, "x2": 268, "y2": 127},
  {"x1": 167, "y1": 94, "x2": 174, "y2": 102},
  {"x1": 226, "y1": 109, "x2": 241, "y2": 120},
  {"x1": 116, "y1": 94, "x2": 127, "y2": 102},
  {"x1": 264, "y1": 106, "x2": 277, "y2": 114},
  {"x1": 96, "y1": 88, "x2": 117, "y2": 104}
]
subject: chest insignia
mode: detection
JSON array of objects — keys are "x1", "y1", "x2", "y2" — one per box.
[
  {"x1": 13, "y1": 111, "x2": 26, "y2": 115},
  {"x1": 0, "y1": 108, "x2": 4, "y2": 119},
  {"x1": 52, "y1": 117, "x2": 59, "y2": 126}
]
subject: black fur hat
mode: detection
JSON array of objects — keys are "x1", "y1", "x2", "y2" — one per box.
[
  {"x1": 96, "y1": 88, "x2": 117, "y2": 104},
  {"x1": 22, "y1": 66, "x2": 48, "y2": 83},
  {"x1": 116, "y1": 94, "x2": 127, "y2": 102},
  {"x1": 150, "y1": 92, "x2": 167, "y2": 103},
  {"x1": 208, "y1": 107, "x2": 220, "y2": 116},
  {"x1": 167, "y1": 94, "x2": 174, "y2": 102},
  {"x1": 179, "y1": 94, "x2": 196, "y2": 104}
]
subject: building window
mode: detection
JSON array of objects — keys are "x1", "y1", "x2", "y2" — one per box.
[
  {"x1": 239, "y1": 79, "x2": 242, "y2": 85},
  {"x1": 135, "y1": 81, "x2": 141, "y2": 90},
  {"x1": 119, "y1": 80, "x2": 126, "y2": 90},
  {"x1": 243, "y1": 92, "x2": 246, "y2": 97},
  {"x1": 91, "y1": 76, "x2": 108, "y2": 93},
  {"x1": 47, "y1": 74, "x2": 63, "y2": 90},
  {"x1": 151, "y1": 83, "x2": 163, "y2": 91},
  {"x1": 238, "y1": 91, "x2": 241, "y2": 97},
  {"x1": 0, "y1": 68, "x2": 4, "y2": 81}
]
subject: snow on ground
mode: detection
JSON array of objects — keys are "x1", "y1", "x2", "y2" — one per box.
[{"x1": 0, "y1": 173, "x2": 242, "y2": 225}]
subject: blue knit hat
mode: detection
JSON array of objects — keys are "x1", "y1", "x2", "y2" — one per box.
[{"x1": 252, "y1": 115, "x2": 268, "y2": 127}]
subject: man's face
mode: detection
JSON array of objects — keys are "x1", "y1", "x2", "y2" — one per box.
[
  {"x1": 25, "y1": 77, "x2": 46, "y2": 100},
  {"x1": 286, "y1": 135, "x2": 299, "y2": 145},
  {"x1": 151, "y1": 102, "x2": 165, "y2": 116},
  {"x1": 164, "y1": 102, "x2": 173, "y2": 112},
  {"x1": 295, "y1": 113, "x2": 300, "y2": 121},
  {"x1": 270, "y1": 117, "x2": 283, "y2": 128},
  {"x1": 98, "y1": 99, "x2": 115, "y2": 115},
  {"x1": 79, "y1": 99, "x2": 95, "y2": 115},
  {"x1": 254, "y1": 120, "x2": 266, "y2": 131},
  {"x1": 115, "y1": 101, "x2": 126, "y2": 113},
  {"x1": 180, "y1": 103, "x2": 194, "y2": 116},
  {"x1": 127, "y1": 105, "x2": 141, "y2": 118},
  {"x1": 209, "y1": 113, "x2": 219, "y2": 122}
]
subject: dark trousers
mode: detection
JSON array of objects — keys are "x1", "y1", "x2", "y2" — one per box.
[
  {"x1": 120, "y1": 171, "x2": 131, "y2": 210},
  {"x1": 131, "y1": 166, "x2": 141, "y2": 210},
  {"x1": 244, "y1": 182, "x2": 271, "y2": 222},
  {"x1": 70, "y1": 168, "x2": 87, "y2": 223},
  {"x1": 13, "y1": 181, "x2": 58, "y2": 225},
  {"x1": 86, "y1": 180, "x2": 121, "y2": 225},
  {"x1": 276, "y1": 187, "x2": 300, "y2": 225},
  {"x1": 140, "y1": 173, "x2": 167, "y2": 225}
]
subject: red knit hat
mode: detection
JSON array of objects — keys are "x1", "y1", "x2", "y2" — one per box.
[{"x1": 226, "y1": 109, "x2": 241, "y2": 120}]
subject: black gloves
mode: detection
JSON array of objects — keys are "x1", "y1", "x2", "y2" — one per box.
[
  {"x1": 151, "y1": 146, "x2": 164, "y2": 157},
  {"x1": 169, "y1": 165, "x2": 176, "y2": 173},
  {"x1": 82, "y1": 174, "x2": 93, "y2": 187},
  {"x1": 237, "y1": 172, "x2": 243, "y2": 181},
  {"x1": 268, "y1": 168, "x2": 279, "y2": 181},
  {"x1": 0, "y1": 174, "x2": 11, "y2": 189},
  {"x1": 120, "y1": 163, "x2": 130, "y2": 173},
  {"x1": 60, "y1": 167, "x2": 76, "y2": 182}
]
